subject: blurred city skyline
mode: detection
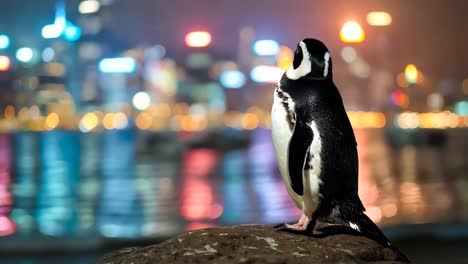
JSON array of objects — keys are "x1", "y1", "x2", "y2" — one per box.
[{"x1": 1, "y1": 0, "x2": 467, "y2": 81}]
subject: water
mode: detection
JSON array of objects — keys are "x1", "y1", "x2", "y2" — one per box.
[{"x1": 0, "y1": 128, "x2": 467, "y2": 250}]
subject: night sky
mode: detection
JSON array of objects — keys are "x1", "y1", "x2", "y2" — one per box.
[{"x1": 1, "y1": 0, "x2": 467, "y2": 81}]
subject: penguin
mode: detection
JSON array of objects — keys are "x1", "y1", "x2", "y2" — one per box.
[{"x1": 271, "y1": 38, "x2": 408, "y2": 260}]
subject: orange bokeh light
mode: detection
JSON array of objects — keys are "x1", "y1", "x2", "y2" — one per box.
[
  {"x1": 276, "y1": 45, "x2": 294, "y2": 70},
  {"x1": 0, "y1": 56, "x2": 10, "y2": 71}
]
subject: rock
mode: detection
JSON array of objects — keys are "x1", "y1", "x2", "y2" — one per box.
[{"x1": 97, "y1": 225, "x2": 409, "y2": 264}]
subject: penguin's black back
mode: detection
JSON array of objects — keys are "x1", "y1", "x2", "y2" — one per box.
[{"x1": 279, "y1": 76, "x2": 364, "y2": 214}]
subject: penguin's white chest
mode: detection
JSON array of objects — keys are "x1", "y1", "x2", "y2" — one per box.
[{"x1": 271, "y1": 88, "x2": 323, "y2": 216}]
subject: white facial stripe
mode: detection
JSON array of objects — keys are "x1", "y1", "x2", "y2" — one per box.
[
  {"x1": 285, "y1": 41, "x2": 311, "y2": 80},
  {"x1": 323, "y1": 52, "x2": 330, "y2": 77}
]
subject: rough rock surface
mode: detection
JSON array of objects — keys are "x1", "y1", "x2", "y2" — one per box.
[{"x1": 97, "y1": 225, "x2": 409, "y2": 264}]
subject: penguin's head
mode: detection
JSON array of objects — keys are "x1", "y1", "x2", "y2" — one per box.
[{"x1": 286, "y1": 38, "x2": 332, "y2": 80}]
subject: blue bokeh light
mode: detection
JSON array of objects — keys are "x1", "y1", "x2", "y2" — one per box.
[
  {"x1": 253, "y1": 40, "x2": 280, "y2": 56},
  {"x1": 63, "y1": 24, "x2": 82, "y2": 42},
  {"x1": 0, "y1": 35, "x2": 10, "y2": 50},
  {"x1": 219, "y1": 70, "x2": 246, "y2": 89},
  {"x1": 98, "y1": 57, "x2": 136, "y2": 73}
]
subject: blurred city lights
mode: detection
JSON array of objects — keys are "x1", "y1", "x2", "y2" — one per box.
[
  {"x1": 340, "y1": 21, "x2": 365, "y2": 43},
  {"x1": 102, "y1": 113, "x2": 115, "y2": 130},
  {"x1": 0, "y1": 216, "x2": 16, "y2": 237},
  {"x1": 79, "y1": 112, "x2": 99, "y2": 132},
  {"x1": 453, "y1": 101, "x2": 468, "y2": 115},
  {"x1": 393, "y1": 112, "x2": 466, "y2": 129},
  {"x1": 276, "y1": 45, "x2": 294, "y2": 70},
  {"x1": 132, "y1": 91, "x2": 152, "y2": 110},
  {"x1": 41, "y1": 47, "x2": 55, "y2": 62},
  {"x1": 253, "y1": 40, "x2": 280, "y2": 56},
  {"x1": 0, "y1": 35, "x2": 10, "y2": 49},
  {"x1": 63, "y1": 23, "x2": 82, "y2": 42},
  {"x1": 347, "y1": 112, "x2": 386, "y2": 128},
  {"x1": 16, "y1": 47, "x2": 34, "y2": 63},
  {"x1": 185, "y1": 31, "x2": 212, "y2": 48},
  {"x1": 41, "y1": 24, "x2": 63, "y2": 39},
  {"x1": 4, "y1": 105, "x2": 15, "y2": 119},
  {"x1": 0, "y1": 56, "x2": 11, "y2": 72},
  {"x1": 78, "y1": 0, "x2": 101, "y2": 14},
  {"x1": 397, "y1": 112, "x2": 419, "y2": 129},
  {"x1": 98, "y1": 57, "x2": 136, "y2": 73},
  {"x1": 391, "y1": 90, "x2": 409, "y2": 108},
  {"x1": 340, "y1": 46, "x2": 357, "y2": 63},
  {"x1": 366, "y1": 12, "x2": 392, "y2": 26},
  {"x1": 250, "y1": 65, "x2": 283, "y2": 83},
  {"x1": 219, "y1": 70, "x2": 246, "y2": 89},
  {"x1": 396, "y1": 72, "x2": 409, "y2": 88},
  {"x1": 135, "y1": 112, "x2": 152, "y2": 130},
  {"x1": 405, "y1": 64, "x2": 418, "y2": 84},
  {"x1": 241, "y1": 113, "x2": 259, "y2": 130},
  {"x1": 45, "y1": 113, "x2": 60, "y2": 130},
  {"x1": 113, "y1": 112, "x2": 128, "y2": 129}
]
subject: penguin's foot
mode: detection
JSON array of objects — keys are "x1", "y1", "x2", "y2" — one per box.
[{"x1": 275, "y1": 214, "x2": 312, "y2": 234}]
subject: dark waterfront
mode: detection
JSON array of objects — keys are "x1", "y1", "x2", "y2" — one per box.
[{"x1": 0, "y1": 128, "x2": 467, "y2": 263}]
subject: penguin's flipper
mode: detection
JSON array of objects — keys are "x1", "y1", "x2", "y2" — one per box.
[{"x1": 287, "y1": 119, "x2": 313, "y2": 196}]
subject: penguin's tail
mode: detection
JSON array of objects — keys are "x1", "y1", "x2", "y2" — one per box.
[
  {"x1": 348, "y1": 212, "x2": 410, "y2": 262},
  {"x1": 349, "y1": 212, "x2": 391, "y2": 247}
]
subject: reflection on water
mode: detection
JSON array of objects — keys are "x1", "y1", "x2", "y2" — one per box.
[
  {"x1": 0, "y1": 134, "x2": 15, "y2": 236},
  {"x1": 0, "y1": 128, "x2": 467, "y2": 244}
]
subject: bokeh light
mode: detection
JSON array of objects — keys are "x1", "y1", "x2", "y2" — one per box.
[
  {"x1": 132, "y1": 91, "x2": 152, "y2": 110},
  {"x1": 253, "y1": 40, "x2": 280, "y2": 56},
  {"x1": 41, "y1": 24, "x2": 63, "y2": 39},
  {"x1": 0, "y1": 56, "x2": 10, "y2": 71},
  {"x1": 391, "y1": 90, "x2": 409, "y2": 108},
  {"x1": 16, "y1": 47, "x2": 34, "y2": 63},
  {"x1": 113, "y1": 112, "x2": 128, "y2": 129},
  {"x1": 219, "y1": 70, "x2": 246, "y2": 89},
  {"x1": 63, "y1": 23, "x2": 82, "y2": 42},
  {"x1": 185, "y1": 31, "x2": 212, "y2": 48},
  {"x1": 45, "y1": 112, "x2": 60, "y2": 130},
  {"x1": 276, "y1": 45, "x2": 294, "y2": 70},
  {"x1": 250, "y1": 65, "x2": 283, "y2": 83},
  {"x1": 340, "y1": 20, "x2": 365, "y2": 43},
  {"x1": 79, "y1": 112, "x2": 99, "y2": 132},
  {"x1": 98, "y1": 57, "x2": 136, "y2": 73},
  {"x1": 41, "y1": 47, "x2": 55, "y2": 62},
  {"x1": 366, "y1": 12, "x2": 392, "y2": 26},
  {"x1": 405, "y1": 64, "x2": 418, "y2": 84},
  {"x1": 453, "y1": 101, "x2": 468, "y2": 115},
  {"x1": 79, "y1": 0, "x2": 101, "y2": 14},
  {"x1": 135, "y1": 112, "x2": 152, "y2": 130},
  {"x1": 341, "y1": 46, "x2": 357, "y2": 63},
  {"x1": 0, "y1": 34, "x2": 10, "y2": 49}
]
